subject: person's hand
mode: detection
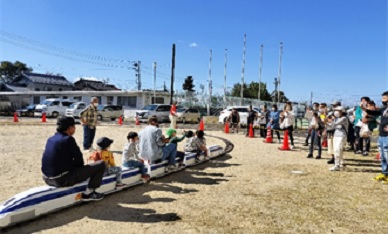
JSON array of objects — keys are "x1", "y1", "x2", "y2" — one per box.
[
  {"x1": 362, "y1": 117, "x2": 368, "y2": 123},
  {"x1": 384, "y1": 125, "x2": 388, "y2": 132}
]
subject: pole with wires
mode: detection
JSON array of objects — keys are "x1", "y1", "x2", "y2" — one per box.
[
  {"x1": 208, "y1": 49, "x2": 212, "y2": 116},
  {"x1": 258, "y1": 44, "x2": 263, "y2": 101},
  {"x1": 277, "y1": 42, "x2": 283, "y2": 104},
  {"x1": 223, "y1": 49, "x2": 228, "y2": 107},
  {"x1": 153, "y1": 62, "x2": 157, "y2": 103},
  {"x1": 240, "y1": 34, "x2": 246, "y2": 105}
]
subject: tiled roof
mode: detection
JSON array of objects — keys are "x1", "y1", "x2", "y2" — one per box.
[
  {"x1": 74, "y1": 78, "x2": 120, "y2": 91},
  {"x1": 13, "y1": 72, "x2": 73, "y2": 87},
  {"x1": 0, "y1": 83, "x2": 31, "y2": 92}
]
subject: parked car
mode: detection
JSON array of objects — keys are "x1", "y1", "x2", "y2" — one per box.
[
  {"x1": 34, "y1": 99, "x2": 74, "y2": 118},
  {"x1": 65, "y1": 102, "x2": 87, "y2": 118},
  {"x1": 16, "y1": 104, "x2": 36, "y2": 117},
  {"x1": 135, "y1": 104, "x2": 171, "y2": 123},
  {"x1": 176, "y1": 108, "x2": 201, "y2": 123},
  {"x1": 97, "y1": 105, "x2": 123, "y2": 121},
  {"x1": 218, "y1": 106, "x2": 261, "y2": 124}
]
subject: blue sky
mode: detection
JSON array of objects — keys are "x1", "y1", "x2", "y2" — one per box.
[{"x1": 0, "y1": 0, "x2": 387, "y2": 105}]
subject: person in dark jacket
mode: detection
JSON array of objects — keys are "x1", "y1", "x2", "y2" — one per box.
[
  {"x1": 41, "y1": 116, "x2": 106, "y2": 201},
  {"x1": 246, "y1": 105, "x2": 256, "y2": 137},
  {"x1": 367, "y1": 91, "x2": 388, "y2": 183}
]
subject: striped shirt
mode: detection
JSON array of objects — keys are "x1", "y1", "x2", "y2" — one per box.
[{"x1": 79, "y1": 104, "x2": 98, "y2": 128}]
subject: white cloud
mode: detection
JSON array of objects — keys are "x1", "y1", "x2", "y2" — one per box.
[{"x1": 189, "y1": 42, "x2": 198, "y2": 48}]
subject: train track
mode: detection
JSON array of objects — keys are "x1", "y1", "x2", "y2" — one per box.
[{"x1": 206, "y1": 134, "x2": 234, "y2": 155}]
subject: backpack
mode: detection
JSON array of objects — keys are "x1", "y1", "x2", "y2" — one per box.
[{"x1": 88, "y1": 150, "x2": 102, "y2": 163}]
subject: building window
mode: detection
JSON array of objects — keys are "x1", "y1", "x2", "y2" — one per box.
[
  {"x1": 151, "y1": 97, "x2": 164, "y2": 104},
  {"x1": 35, "y1": 88, "x2": 40, "y2": 91},
  {"x1": 47, "y1": 87, "x2": 52, "y2": 91},
  {"x1": 74, "y1": 96, "x2": 82, "y2": 101},
  {"x1": 59, "y1": 88, "x2": 62, "y2": 91},
  {"x1": 33, "y1": 96, "x2": 40, "y2": 104},
  {"x1": 117, "y1": 96, "x2": 137, "y2": 108},
  {"x1": 107, "y1": 96, "x2": 114, "y2": 105}
]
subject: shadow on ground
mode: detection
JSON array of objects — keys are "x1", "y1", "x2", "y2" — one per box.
[{"x1": 2, "y1": 154, "x2": 237, "y2": 234}]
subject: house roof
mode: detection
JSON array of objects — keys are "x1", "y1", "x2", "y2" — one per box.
[
  {"x1": 0, "y1": 82, "x2": 32, "y2": 92},
  {"x1": 74, "y1": 78, "x2": 120, "y2": 91},
  {"x1": 12, "y1": 72, "x2": 74, "y2": 87}
]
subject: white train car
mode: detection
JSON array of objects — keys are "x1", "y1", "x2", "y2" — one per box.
[{"x1": 0, "y1": 144, "x2": 225, "y2": 229}]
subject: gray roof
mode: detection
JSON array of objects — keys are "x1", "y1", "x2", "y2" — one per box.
[
  {"x1": 12, "y1": 72, "x2": 73, "y2": 87},
  {"x1": 0, "y1": 83, "x2": 31, "y2": 92}
]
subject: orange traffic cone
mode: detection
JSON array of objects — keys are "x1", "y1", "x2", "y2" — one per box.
[
  {"x1": 42, "y1": 112, "x2": 46, "y2": 123},
  {"x1": 263, "y1": 127, "x2": 273, "y2": 143},
  {"x1": 278, "y1": 130, "x2": 291, "y2": 151},
  {"x1": 13, "y1": 112, "x2": 19, "y2": 122},
  {"x1": 249, "y1": 123, "x2": 254, "y2": 138},
  {"x1": 118, "y1": 116, "x2": 123, "y2": 125},
  {"x1": 375, "y1": 152, "x2": 380, "y2": 160},
  {"x1": 224, "y1": 121, "x2": 230, "y2": 133},
  {"x1": 199, "y1": 119, "x2": 204, "y2": 131},
  {"x1": 135, "y1": 116, "x2": 140, "y2": 125}
]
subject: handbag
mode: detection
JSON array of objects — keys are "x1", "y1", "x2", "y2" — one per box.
[{"x1": 360, "y1": 124, "x2": 371, "y2": 138}]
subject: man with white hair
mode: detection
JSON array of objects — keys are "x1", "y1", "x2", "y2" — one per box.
[{"x1": 80, "y1": 97, "x2": 99, "y2": 151}]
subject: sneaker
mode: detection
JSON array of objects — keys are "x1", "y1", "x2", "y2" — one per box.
[
  {"x1": 327, "y1": 158, "x2": 335, "y2": 164},
  {"x1": 141, "y1": 174, "x2": 151, "y2": 183},
  {"x1": 81, "y1": 191, "x2": 104, "y2": 201},
  {"x1": 362, "y1": 151, "x2": 369, "y2": 156},
  {"x1": 302, "y1": 143, "x2": 308, "y2": 147},
  {"x1": 329, "y1": 166, "x2": 340, "y2": 171},
  {"x1": 278, "y1": 140, "x2": 282, "y2": 144},
  {"x1": 306, "y1": 154, "x2": 313, "y2": 159},
  {"x1": 373, "y1": 173, "x2": 388, "y2": 181},
  {"x1": 290, "y1": 145, "x2": 294, "y2": 150},
  {"x1": 315, "y1": 155, "x2": 321, "y2": 159},
  {"x1": 355, "y1": 150, "x2": 362, "y2": 155}
]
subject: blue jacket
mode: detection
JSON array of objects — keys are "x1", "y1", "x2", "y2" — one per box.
[
  {"x1": 41, "y1": 132, "x2": 84, "y2": 177},
  {"x1": 354, "y1": 106, "x2": 363, "y2": 125},
  {"x1": 267, "y1": 111, "x2": 280, "y2": 129}
]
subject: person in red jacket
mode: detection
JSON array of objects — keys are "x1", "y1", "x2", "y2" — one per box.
[{"x1": 169, "y1": 101, "x2": 178, "y2": 129}]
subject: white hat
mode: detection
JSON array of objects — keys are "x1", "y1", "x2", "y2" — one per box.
[{"x1": 334, "y1": 106, "x2": 345, "y2": 112}]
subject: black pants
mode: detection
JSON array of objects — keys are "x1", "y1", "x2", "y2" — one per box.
[
  {"x1": 271, "y1": 129, "x2": 281, "y2": 141},
  {"x1": 43, "y1": 161, "x2": 106, "y2": 190},
  {"x1": 305, "y1": 130, "x2": 311, "y2": 144},
  {"x1": 284, "y1": 125, "x2": 295, "y2": 146},
  {"x1": 260, "y1": 124, "x2": 267, "y2": 138}
]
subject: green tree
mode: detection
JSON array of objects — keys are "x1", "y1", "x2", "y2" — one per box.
[
  {"x1": 230, "y1": 81, "x2": 272, "y2": 101},
  {"x1": 271, "y1": 91, "x2": 289, "y2": 103},
  {"x1": 0, "y1": 61, "x2": 33, "y2": 82},
  {"x1": 182, "y1": 76, "x2": 195, "y2": 92}
]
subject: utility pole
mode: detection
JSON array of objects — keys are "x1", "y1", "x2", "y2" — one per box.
[
  {"x1": 134, "y1": 61, "x2": 141, "y2": 91},
  {"x1": 223, "y1": 49, "x2": 228, "y2": 107},
  {"x1": 274, "y1": 77, "x2": 279, "y2": 103},
  {"x1": 277, "y1": 42, "x2": 283, "y2": 105},
  {"x1": 240, "y1": 34, "x2": 246, "y2": 105},
  {"x1": 208, "y1": 49, "x2": 212, "y2": 116},
  {"x1": 310, "y1": 91, "x2": 313, "y2": 106},
  {"x1": 258, "y1": 44, "x2": 263, "y2": 101},
  {"x1": 153, "y1": 62, "x2": 157, "y2": 103},
  {"x1": 170, "y1": 44, "x2": 176, "y2": 104}
]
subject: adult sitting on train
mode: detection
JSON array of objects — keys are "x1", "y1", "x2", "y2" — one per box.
[
  {"x1": 138, "y1": 116, "x2": 178, "y2": 171},
  {"x1": 41, "y1": 116, "x2": 106, "y2": 201}
]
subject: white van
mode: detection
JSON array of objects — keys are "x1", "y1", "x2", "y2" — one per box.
[
  {"x1": 34, "y1": 99, "x2": 74, "y2": 118},
  {"x1": 65, "y1": 102, "x2": 87, "y2": 118}
]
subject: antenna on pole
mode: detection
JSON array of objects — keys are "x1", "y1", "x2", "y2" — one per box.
[
  {"x1": 223, "y1": 49, "x2": 228, "y2": 107},
  {"x1": 258, "y1": 44, "x2": 263, "y2": 101},
  {"x1": 277, "y1": 42, "x2": 283, "y2": 104},
  {"x1": 153, "y1": 62, "x2": 157, "y2": 103},
  {"x1": 240, "y1": 34, "x2": 246, "y2": 105}
]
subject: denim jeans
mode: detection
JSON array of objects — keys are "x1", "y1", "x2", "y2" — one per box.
[
  {"x1": 123, "y1": 160, "x2": 146, "y2": 176},
  {"x1": 106, "y1": 166, "x2": 122, "y2": 183},
  {"x1": 309, "y1": 129, "x2": 322, "y2": 156},
  {"x1": 83, "y1": 125, "x2": 96, "y2": 150},
  {"x1": 162, "y1": 144, "x2": 177, "y2": 165},
  {"x1": 378, "y1": 136, "x2": 388, "y2": 175}
]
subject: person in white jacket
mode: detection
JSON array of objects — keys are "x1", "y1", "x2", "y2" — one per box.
[
  {"x1": 282, "y1": 102, "x2": 295, "y2": 149},
  {"x1": 329, "y1": 106, "x2": 349, "y2": 171}
]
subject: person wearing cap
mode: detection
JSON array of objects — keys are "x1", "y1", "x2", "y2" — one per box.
[
  {"x1": 328, "y1": 106, "x2": 349, "y2": 171},
  {"x1": 122, "y1": 132, "x2": 150, "y2": 182},
  {"x1": 166, "y1": 128, "x2": 186, "y2": 146},
  {"x1": 80, "y1": 97, "x2": 99, "y2": 151},
  {"x1": 41, "y1": 116, "x2": 106, "y2": 201},
  {"x1": 366, "y1": 91, "x2": 388, "y2": 183},
  {"x1": 169, "y1": 101, "x2": 178, "y2": 129},
  {"x1": 90, "y1": 137, "x2": 125, "y2": 188},
  {"x1": 138, "y1": 116, "x2": 178, "y2": 168}
]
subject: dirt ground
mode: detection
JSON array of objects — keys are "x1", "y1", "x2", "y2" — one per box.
[{"x1": 1, "y1": 123, "x2": 388, "y2": 234}]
